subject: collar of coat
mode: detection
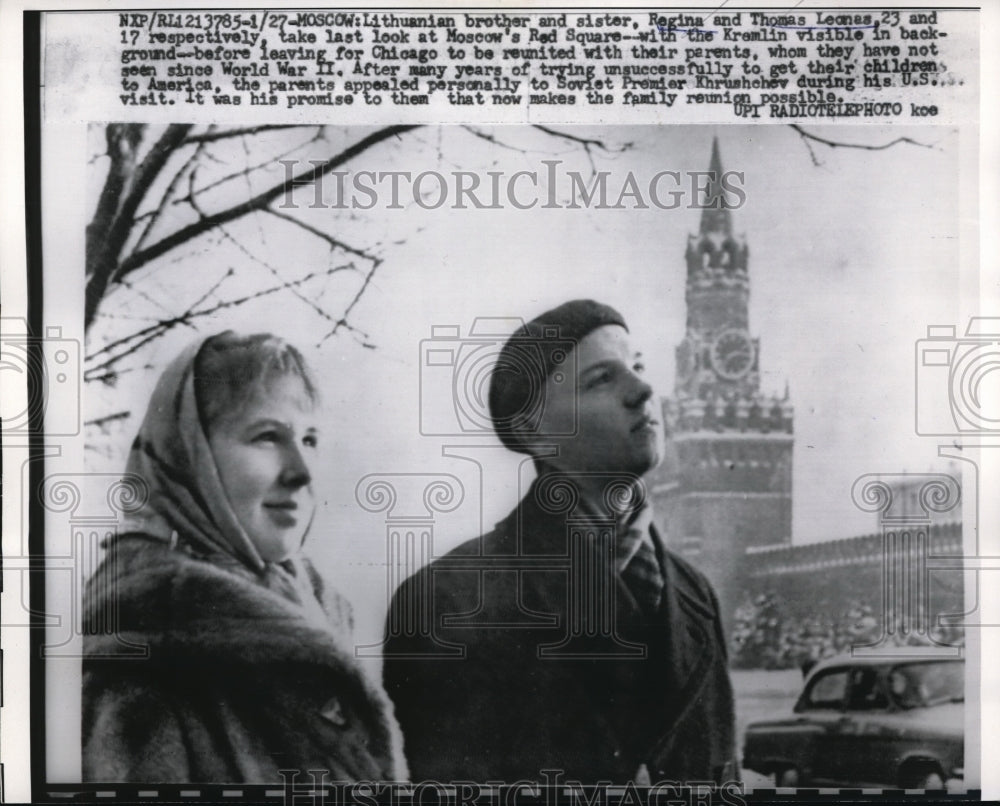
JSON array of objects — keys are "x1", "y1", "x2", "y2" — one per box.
[
  {"x1": 83, "y1": 535, "x2": 358, "y2": 670},
  {"x1": 477, "y1": 476, "x2": 719, "y2": 625}
]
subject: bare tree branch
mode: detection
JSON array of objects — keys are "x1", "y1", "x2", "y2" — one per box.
[
  {"x1": 531, "y1": 125, "x2": 621, "y2": 152},
  {"x1": 183, "y1": 125, "x2": 300, "y2": 144},
  {"x1": 461, "y1": 126, "x2": 527, "y2": 153},
  {"x1": 86, "y1": 267, "x2": 235, "y2": 363},
  {"x1": 182, "y1": 164, "x2": 361, "y2": 339},
  {"x1": 86, "y1": 125, "x2": 142, "y2": 278},
  {"x1": 113, "y1": 125, "x2": 421, "y2": 287},
  {"x1": 133, "y1": 139, "x2": 207, "y2": 253},
  {"x1": 189, "y1": 127, "x2": 328, "y2": 200},
  {"x1": 791, "y1": 125, "x2": 937, "y2": 160},
  {"x1": 131, "y1": 128, "x2": 328, "y2": 227},
  {"x1": 211, "y1": 211, "x2": 359, "y2": 338},
  {"x1": 85, "y1": 124, "x2": 194, "y2": 330},
  {"x1": 115, "y1": 272, "x2": 183, "y2": 317},
  {"x1": 799, "y1": 133, "x2": 821, "y2": 168},
  {"x1": 321, "y1": 255, "x2": 383, "y2": 343},
  {"x1": 85, "y1": 263, "x2": 357, "y2": 380},
  {"x1": 265, "y1": 208, "x2": 379, "y2": 263},
  {"x1": 113, "y1": 125, "x2": 196, "y2": 255},
  {"x1": 530, "y1": 124, "x2": 633, "y2": 175},
  {"x1": 86, "y1": 123, "x2": 632, "y2": 345}
]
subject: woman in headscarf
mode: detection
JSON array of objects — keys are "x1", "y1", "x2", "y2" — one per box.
[{"x1": 82, "y1": 332, "x2": 406, "y2": 783}]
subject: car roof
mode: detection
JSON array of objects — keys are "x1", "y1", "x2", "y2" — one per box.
[{"x1": 808, "y1": 653, "x2": 963, "y2": 676}]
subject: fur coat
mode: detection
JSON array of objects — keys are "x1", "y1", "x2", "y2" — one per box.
[{"x1": 83, "y1": 535, "x2": 407, "y2": 783}]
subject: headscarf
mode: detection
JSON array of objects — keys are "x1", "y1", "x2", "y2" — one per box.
[{"x1": 118, "y1": 335, "x2": 321, "y2": 610}]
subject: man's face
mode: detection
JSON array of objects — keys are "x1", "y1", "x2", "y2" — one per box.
[{"x1": 528, "y1": 324, "x2": 663, "y2": 477}]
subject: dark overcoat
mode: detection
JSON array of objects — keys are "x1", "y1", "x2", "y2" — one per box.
[
  {"x1": 83, "y1": 536, "x2": 407, "y2": 783},
  {"x1": 382, "y1": 485, "x2": 736, "y2": 783}
]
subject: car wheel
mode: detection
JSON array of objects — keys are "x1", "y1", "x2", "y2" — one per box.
[
  {"x1": 901, "y1": 767, "x2": 945, "y2": 790},
  {"x1": 775, "y1": 767, "x2": 800, "y2": 788}
]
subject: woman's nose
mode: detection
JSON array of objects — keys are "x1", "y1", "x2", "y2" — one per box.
[{"x1": 280, "y1": 445, "x2": 312, "y2": 489}]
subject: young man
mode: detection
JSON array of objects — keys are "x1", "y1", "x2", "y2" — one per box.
[{"x1": 383, "y1": 300, "x2": 736, "y2": 784}]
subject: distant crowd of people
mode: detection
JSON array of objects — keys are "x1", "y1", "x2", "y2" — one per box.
[{"x1": 731, "y1": 593, "x2": 965, "y2": 671}]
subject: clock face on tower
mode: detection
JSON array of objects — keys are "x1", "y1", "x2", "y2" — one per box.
[{"x1": 710, "y1": 328, "x2": 755, "y2": 380}]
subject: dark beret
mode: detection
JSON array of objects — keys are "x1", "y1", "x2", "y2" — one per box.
[{"x1": 488, "y1": 299, "x2": 628, "y2": 454}]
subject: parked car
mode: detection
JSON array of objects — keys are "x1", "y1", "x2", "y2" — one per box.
[{"x1": 742, "y1": 654, "x2": 964, "y2": 789}]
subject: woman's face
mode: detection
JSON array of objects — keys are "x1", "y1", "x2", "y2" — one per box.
[{"x1": 207, "y1": 376, "x2": 319, "y2": 563}]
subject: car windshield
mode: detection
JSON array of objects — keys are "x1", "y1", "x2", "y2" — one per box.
[{"x1": 887, "y1": 661, "x2": 964, "y2": 709}]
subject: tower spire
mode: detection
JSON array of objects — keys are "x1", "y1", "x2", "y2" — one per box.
[
  {"x1": 685, "y1": 136, "x2": 747, "y2": 278},
  {"x1": 699, "y1": 136, "x2": 733, "y2": 236}
]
